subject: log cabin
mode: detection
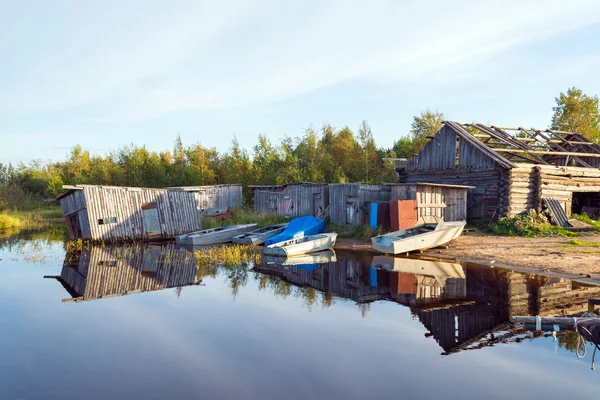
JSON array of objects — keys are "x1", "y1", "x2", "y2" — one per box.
[{"x1": 399, "y1": 121, "x2": 600, "y2": 219}]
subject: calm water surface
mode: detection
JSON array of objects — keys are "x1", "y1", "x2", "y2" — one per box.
[{"x1": 1, "y1": 234, "x2": 599, "y2": 400}]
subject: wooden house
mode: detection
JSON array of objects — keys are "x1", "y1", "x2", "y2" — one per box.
[
  {"x1": 399, "y1": 121, "x2": 600, "y2": 219},
  {"x1": 58, "y1": 185, "x2": 203, "y2": 241},
  {"x1": 328, "y1": 183, "x2": 393, "y2": 225},
  {"x1": 47, "y1": 243, "x2": 199, "y2": 302},
  {"x1": 168, "y1": 184, "x2": 243, "y2": 211},
  {"x1": 391, "y1": 183, "x2": 472, "y2": 221},
  {"x1": 252, "y1": 182, "x2": 329, "y2": 218}
]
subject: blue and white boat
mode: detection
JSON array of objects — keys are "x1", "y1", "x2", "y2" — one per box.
[{"x1": 264, "y1": 216, "x2": 324, "y2": 246}]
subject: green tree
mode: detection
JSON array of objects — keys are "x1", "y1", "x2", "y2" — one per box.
[
  {"x1": 410, "y1": 110, "x2": 445, "y2": 153},
  {"x1": 551, "y1": 87, "x2": 600, "y2": 143}
]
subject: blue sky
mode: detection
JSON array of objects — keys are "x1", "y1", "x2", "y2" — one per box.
[{"x1": 1, "y1": 0, "x2": 600, "y2": 165}]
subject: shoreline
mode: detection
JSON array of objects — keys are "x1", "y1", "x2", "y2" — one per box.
[{"x1": 334, "y1": 234, "x2": 600, "y2": 286}]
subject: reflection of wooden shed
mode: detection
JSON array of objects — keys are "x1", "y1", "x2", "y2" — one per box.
[
  {"x1": 391, "y1": 183, "x2": 472, "y2": 221},
  {"x1": 48, "y1": 243, "x2": 199, "y2": 302},
  {"x1": 251, "y1": 182, "x2": 329, "y2": 218},
  {"x1": 58, "y1": 185, "x2": 202, "y2": 241},
  {"x1": 169, "y1": 184, "x2": 242, "y2": 211},
  {"x1": 328, "y1": 184, "x2": 393, "y2": 225}
]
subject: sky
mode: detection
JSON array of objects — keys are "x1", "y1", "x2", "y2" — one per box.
[{"x1": 1, "y1": 0, "x2": 600, "y2": 165}]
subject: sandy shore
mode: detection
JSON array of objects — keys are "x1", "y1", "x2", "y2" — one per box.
[{"x1": 334, "y1": 234, "x2": 600, "y2": 285}]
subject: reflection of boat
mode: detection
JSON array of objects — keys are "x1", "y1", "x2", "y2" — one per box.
[
  {"x1": 264, "y1": 233, "x2": 337, "y2": 256},
  {"x1": 371, "y1": 216, "x2": 465, "y2": 254},
  {"x1": 371, "y1": 256, "x2": 465, "y2": 286},
  {"x1": 232, "y1": 224, "x2": 289, "y2": 245},
  {"x1": 263, "y1": 250, "x2": 337, "y2": 266},
  {"x1": 45, "y1": 243, "x2": 200, "y2": 302},
  {"x1": 264, "y1": 216, "x2": 324, "y2": 246},
  {"x1": 176, "y1": 224, "x2": 257, "y2": 246}
]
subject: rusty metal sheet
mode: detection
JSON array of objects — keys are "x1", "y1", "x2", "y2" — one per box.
[{"x1": 390, "y1": 200, "x2": 418, "y2": 231}]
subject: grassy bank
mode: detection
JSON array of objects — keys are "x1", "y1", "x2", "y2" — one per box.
[
  {"x1": 482, "y1": 211, "x2": 600, "y2": 238},
  {"x1": 0, "y1": 206, "x2": 64, "y2": 232}
]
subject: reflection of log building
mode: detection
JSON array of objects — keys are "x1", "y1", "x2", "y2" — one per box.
[
  {"x1": 48, "y1": 244, "x2": 200, "y2": 302},
  {"x1": 256, "y1": 251, "x2": 600, "y2": 355}
]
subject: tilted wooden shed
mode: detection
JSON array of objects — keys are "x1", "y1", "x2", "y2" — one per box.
[
  {"x1": 399, "y1": 121, "x2": 600, "y2": 219},
  {"x1": 252, "y1": 182, "x2": 329, "y2": 218},
  {"x1": 58, "y1": 185, "x2": 203, "y2": 241},
  {"x1": 328, "y1": 183, "x2": 393, "y2": 225},
  {"x1": 390, "y1": 183, "x2": 472, "y2": 222}
]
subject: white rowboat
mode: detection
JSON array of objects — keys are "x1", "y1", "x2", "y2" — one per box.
[
  {"x1": 263, "y1": 233, "x2": 337, "y2": 257},
  {"x1": 176, "y1": 224, "x2": 258, "y2": 246},
  {"x1": 231, "y1": 223, "x2": 289, "y2": 245},
  {"x1": 371, "y1": 217, "x2": 465, "y2": 254}
]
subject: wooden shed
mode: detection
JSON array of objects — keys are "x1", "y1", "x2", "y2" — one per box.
[
  {"x1": 169, "y1": 184, "x2": 243, "y2": 211},
  {"x1": 58, "y1": 185, "x2": 203, "y2": 241},
  {"x1": 47, "y1": 243, "x2": 199, "y2": 302},
  {"x1": 328, "y1": 183, "x2": 393, "y2": 225},
  {"x1": 391, "y1": 183, "x2": 471, "y2": 222},
  {"x1": 399, "y1": 121, "x2": 600, "y2": 219},
  {"x1": 252, "y1": 182, "x2": 329, "y2": 218}
]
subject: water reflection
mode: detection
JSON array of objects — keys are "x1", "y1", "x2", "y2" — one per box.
[
  {"x1": 46, "y1": 243, "x2": 200, "y2": 302},
  {"x1": 255, "y1": 250, "x2": 600, "y2": 356}
]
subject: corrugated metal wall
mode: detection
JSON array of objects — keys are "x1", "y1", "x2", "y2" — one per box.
[
  {"x1": 391, "y1": 185, "x2": 468, "y2": 221},
  {"x1": 253, "y1": 184, "x2": 329, "y2": 218},
  {"x1": 328, "y1": 184, "x2": 392, "y2": 225}
]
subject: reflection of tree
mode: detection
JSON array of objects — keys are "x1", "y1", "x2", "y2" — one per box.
[{"x1": 359, "y1": 303, "x2": 370, "y2": 318}]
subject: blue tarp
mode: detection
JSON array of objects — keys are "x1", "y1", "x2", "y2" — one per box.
[
  {"x1": 264, "y1": 216, "x2": 325, "y2": 246},
  {"x1": 369, "y1": 202, "x2": 378, "y2": 230}
]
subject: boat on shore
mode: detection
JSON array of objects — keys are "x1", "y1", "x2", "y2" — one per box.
[
  {"x1": 264, "y1": 233, "x2": 337, "y2": 257},
  {"x1": 200, "y1": 207, "x2": 233, "y2": 220},
  {"x1": 232, "y1": 223, "x2": 289, "y2": 245},
  {"x1": 175, "y1": 224, "x2": 257, "y2": 246},
  {"x1": 264, "y1": 216, "x2": 324, "y2": 246},
  {"x1": 371, "y1": 217, "x2": 465, "y2": 254}
]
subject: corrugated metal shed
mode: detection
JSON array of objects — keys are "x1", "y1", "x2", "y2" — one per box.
[{"x1": 252, "y1": 182, "x2": 329, "y2": 218}]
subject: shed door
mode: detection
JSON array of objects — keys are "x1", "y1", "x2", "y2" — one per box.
[
  {"x1": 467, "y1": 187, "x2": 485, "y2": 220},
  {"x1": 267, "y1": 195, "x2": 278, "y2": 213},
  {"x1": 313, "y1": 193, "x2": 323, "y2": 219},
  {"x1": 142, "y1": 202, "x2": 163, "y2": 239},
  {"x1": 283, "y1": 196, "x2": 294, "y2": 217},
  {"x1": 397, "y1": 200, "x2": 418, "y2": 230},
  {"x1": 66, "y1": 213, "x2": 83, "y2": 239},
  {"x1": 345, "y1": 196, "x2": 359, "y2": 225},
  {"x1": 142, "y1": 245, "x2": 161, "y2": 277}
]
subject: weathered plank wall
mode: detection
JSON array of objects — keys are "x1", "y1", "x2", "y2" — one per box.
[
  {"x1": 59, "y1": 244, "x2": 198, "y2": 301},
  {"x1": 253, "y1": 184, "x2": 329, "y2": 218},
  {"x1": 173, "y1": 185, "x2": 243, "y2": 210},
  {"x1": 391, "y1": 184, "x2": 468, "y2": 221},
  {"x1": 328, "y1": 184, "x2": 392, "y2": 225},
  {"x1": 67, "y1": 186, "x2": 202, "y2": 241},
  {"x1": 400, "y1": 170, "x2": 503, "y2": 219},
  {"x1": 59, "y1": 189, "x2": 92, "y2": 239}
]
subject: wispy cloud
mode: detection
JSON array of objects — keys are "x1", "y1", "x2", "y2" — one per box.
[{"x1": 1, "y1": 0, "x2": 599, "y2": 124}]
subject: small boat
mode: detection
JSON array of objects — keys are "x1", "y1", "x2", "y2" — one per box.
[
  {"x1": 264, "y1": 232, "x2": 337, "y2": 257},
  {"x1": 231, "y1": 223, "x2": 289, "y2": 245},
  {"x1": 263, "y1": 250, "x2": 337, "y2": 266},
  {"x1": 371, "y1": 216, "x2": 465, "y2": 254},
  {"x1": 175, "y1": 224, "x2": 257, "y2": 246},
  {"x1": 264, "y1": 216, "x2": 324, "y2": 246}
]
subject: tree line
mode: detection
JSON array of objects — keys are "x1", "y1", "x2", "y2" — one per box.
[{"x1": 1, "y1": 86, "x2": 598, "y2": 210}]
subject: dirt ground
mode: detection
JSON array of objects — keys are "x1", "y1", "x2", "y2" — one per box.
[{"x1": 335, "y1": 234, "x2": 600, "y2": 285}]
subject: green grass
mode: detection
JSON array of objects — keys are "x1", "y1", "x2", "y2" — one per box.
[
  {"x1": 195, "y1": 244, "x2": 261, "y2": 268},
  {"x1": 0, "y1": 205, "x2": 64, "y2": 232},
  {"x1": 564, "y1": 239, "x2": 600, "y2": 247},
  {"x1": 201, "y1": 208, "x2": 289, "y2": 230},
  {"x1": 486, "y1": 211, "x2": 577, "y2": 237},
  {"x1": 571, "y1": 213, "x2": 600, "y2": 232}
]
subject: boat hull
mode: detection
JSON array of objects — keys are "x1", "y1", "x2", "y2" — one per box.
[
  {"x1": 231, "y1": 224, "x2": 288, "y2": 245},
  {"x1": 371, "y1": 220, "x2": 465, "y2": 254},
  {"x1": 176, "y1": 224, "x2": 258, "y2": 246},
  {"x1": 264, "y1": 233, "x2": 337, "y2": 257}
]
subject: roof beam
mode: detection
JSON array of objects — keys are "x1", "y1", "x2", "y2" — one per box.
[{"x1": 494, "y1": 148, "x2": 600, "y2": 158}]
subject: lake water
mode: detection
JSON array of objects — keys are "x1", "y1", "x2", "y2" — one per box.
[{"x1": 1, "y1": 234, "x2": 600, "y2": 400}]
